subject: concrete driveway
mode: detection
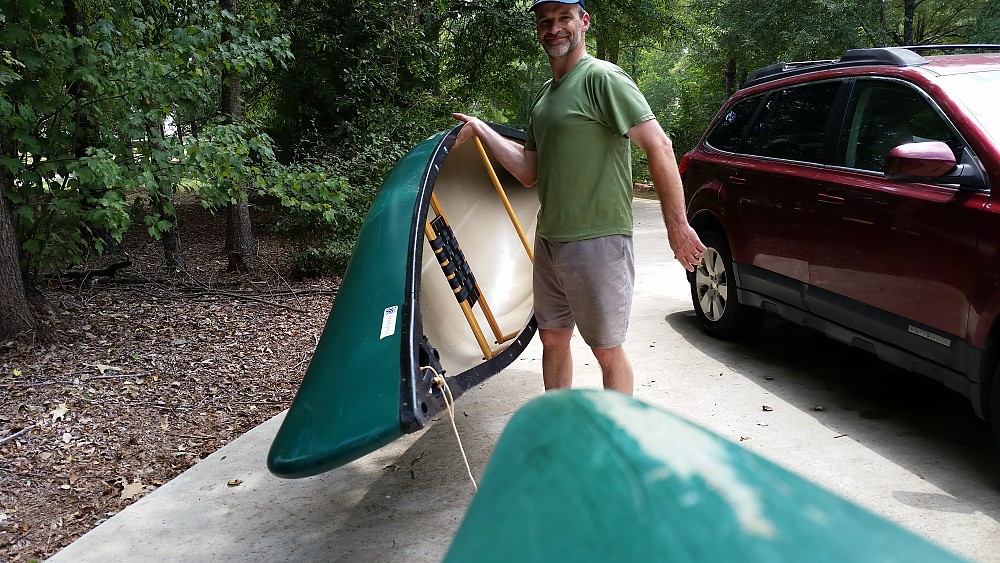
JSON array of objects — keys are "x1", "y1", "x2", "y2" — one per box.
[{"x1": 49, "y1": 198, "x2": 1000, "y2": 562}]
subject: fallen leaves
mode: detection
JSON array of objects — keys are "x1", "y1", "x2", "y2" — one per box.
[
  {"x1": 85, "y1": 364, "x2": 121, "y2": 376},
  {"x1": 119, "y1": 481, "x2": 156, "y2": 503},
  {"x1": 50, "y1": 403, "x2": 69, "y2": 422},
  {"x1": 0, "y1": 202, "x2": 339, "y2": 562}
]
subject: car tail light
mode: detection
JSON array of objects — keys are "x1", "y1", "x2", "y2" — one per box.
[{"x1": 678, "y1": 152, "x2": 691, "y2": 175}]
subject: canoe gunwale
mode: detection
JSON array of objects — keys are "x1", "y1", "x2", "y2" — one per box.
[{"x1": 399, "y1": 122, "x2": 536, "y2": 433}]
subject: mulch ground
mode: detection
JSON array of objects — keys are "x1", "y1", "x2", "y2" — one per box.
[{"x1": 0, "y1": 202, "x2": 339, "y2": 561}]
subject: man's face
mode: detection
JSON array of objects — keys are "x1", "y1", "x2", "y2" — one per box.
[{"x1": 534, "y1": 3, "x2": 589, "y2": 59}]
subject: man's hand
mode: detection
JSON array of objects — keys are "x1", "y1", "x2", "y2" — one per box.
[
  {"x1": 450, "y1": 112, "x2": 538, "y2": 187},
  {"x1": 669, "y1": 224, "x2": 706, "y2": 272},
  {"x1": 452, "y1": 113, "x2": 481, "y2": 148}
]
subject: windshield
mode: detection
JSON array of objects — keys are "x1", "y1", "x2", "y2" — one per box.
[{"x1": 937, "y1": 70, "x2": 1000, "y2": 144}]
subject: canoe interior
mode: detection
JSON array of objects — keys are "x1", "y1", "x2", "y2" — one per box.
[
  {"x1": 401, "y1": 124, "x2": 538, "y2": 431},
  {"x1": 418, "y1": 135, "x2": 537, "y2": 380}
]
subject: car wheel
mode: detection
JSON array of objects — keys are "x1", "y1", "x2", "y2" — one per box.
[{"x1": 690, "y1": 230, "x2": 764, "y2": 339}]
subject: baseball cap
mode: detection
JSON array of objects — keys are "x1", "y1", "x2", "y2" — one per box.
[{"x1": 530, "y1": 0, "x2": 586, "y2": 12}]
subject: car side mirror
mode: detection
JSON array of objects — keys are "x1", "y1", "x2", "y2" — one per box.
[
  {"x1": 885, "y1": 141, "x2": 988, "y2": 190},
  {"x1": 884, "y1": 141, "x2": 956, "y2": 178}
]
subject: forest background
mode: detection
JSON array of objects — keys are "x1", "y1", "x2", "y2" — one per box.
[{"x1": 3, "y1": 0, "x2": 1000, "y2": 336}]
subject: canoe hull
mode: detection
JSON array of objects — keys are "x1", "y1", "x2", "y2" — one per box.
[
  {"x1": 446, "y1": 390, "x2": 964, "y2": 562},
  {"x1": 268, "y1": 124, "x2": 536, "y2": 478}
]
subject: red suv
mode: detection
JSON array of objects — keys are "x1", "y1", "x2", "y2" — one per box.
[{"x1": 681, "y1": 46, "x2": 1000, "y2": 441}]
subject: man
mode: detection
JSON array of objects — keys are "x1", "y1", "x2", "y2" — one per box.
[{"x1": 452, "y1": 0, "x2": 704, "y2": 395}]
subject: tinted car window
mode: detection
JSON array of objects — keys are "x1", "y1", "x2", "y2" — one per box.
[
  {"x1": 744, "y1": 81, "x2": 842, "y2": 163},
  {"x1": 705, "y1": 95, "x2": 763, "y2": 152},
  {"x1": 841, "y1": 80, "x2": 962, "y2": 172}
]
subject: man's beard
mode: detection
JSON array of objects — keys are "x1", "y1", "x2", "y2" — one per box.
[{"x1": 542, "y1": 29, "x2": 582, "y2": 58}]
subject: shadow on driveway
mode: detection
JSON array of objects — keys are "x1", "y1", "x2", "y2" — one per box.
[{"x1": 665, "y1": 309, "x2": 1000, "y2": 516}]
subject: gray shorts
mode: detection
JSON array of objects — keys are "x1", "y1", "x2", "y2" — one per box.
[{"x1": 533, "y1": 235, "x2": 635, "y2": 348}]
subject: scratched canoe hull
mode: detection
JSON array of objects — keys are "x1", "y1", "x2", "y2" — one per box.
[
  {"x1": 446, "y1": 390, "x2": 964, "y2": 562},
  {"x1": 267, "y1": 124, "x2": 537, "y2": 479}
]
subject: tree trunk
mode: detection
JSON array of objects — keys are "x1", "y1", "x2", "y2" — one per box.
[
  {"x1": 221, "y1": 0, "x2": 255, "y2": 273},
  {"x1": 903, "y1": 0, "x2": 916, "y2": 45},
  {"x1": 143, "y1": 98, "x2": 185, "y2": 271},
  {"x1": 593, "y1": 24, "x2": 620, "y2": 65},
  {"x1": 226, "y1": 203, "x2": 254, "y2": 272},
  {"x1": 162, "y1": 220, "x2": 185, "y2": 270},
  {"x1": 726, "y1": 57, "x2": 737, "y2": 94},
  {"x1": 155, "y1": 184, "x2": 185, "y2": 271},
  {"x1": 63, "y1": 0, "x2": 90, "y2": 162},
  {"x1": 0, "y1": 129, "x2": 35, "y2": 338}
]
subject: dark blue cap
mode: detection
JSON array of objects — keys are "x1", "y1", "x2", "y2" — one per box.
[{"x1": 530, "y1": 0, "x2": 586, "y2": 12}]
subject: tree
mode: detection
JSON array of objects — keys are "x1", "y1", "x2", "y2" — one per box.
[
  {"x1": 0, "y1": 129, "x2": 34, "y2": 337},
  {"x1": 851, "y1": 0, "x2": 984, "y2": 45},
  {"x1": 969, "y1": 0, "x2": 1000, "y2": 41},
  {"x1": 586, "y1": 0, "x2": 680, "y2": 65},
  {"x1": 0, "y1": 0, "x2": 298, "y2": 336},
  {"x1": 221, "y1": 0, "x2": 256, "y2": 273}
]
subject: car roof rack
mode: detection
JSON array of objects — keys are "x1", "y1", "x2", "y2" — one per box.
[
  {"x1": 741, "y1": 47, "x2": 928, "y2": 88},
  {"x1": 901, "y1": 44, "x2": 1000, "y2": 54},
  {"x1": 742, "y1": 44, "x2": 1000, "y2": 89},
  {"x1": 740, "y1": 44, "x2": 1000, "y2": 89}
]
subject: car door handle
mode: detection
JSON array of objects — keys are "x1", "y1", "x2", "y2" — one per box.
[
  {"x1": 728, "y1": 175, "x2": 747, "y2": 185},
  {"x1": 817, "y1": 193, "x2": 845, "y2": 205}
]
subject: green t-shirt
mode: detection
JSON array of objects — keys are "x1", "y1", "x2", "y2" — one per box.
[{"x1": 524, "y1": 56, "x2": 654, "y2": 242}]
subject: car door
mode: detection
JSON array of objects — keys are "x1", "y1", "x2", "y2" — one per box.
[
  {"x1": 725, "y1": 81, "x2": 843, "y2": 306},
  {"x1": 807, "y1": 78, "x2": 987, "y2": 365}
]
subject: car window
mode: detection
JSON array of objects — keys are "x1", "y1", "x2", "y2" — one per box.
[
  {"x1": 841, "y1": 80, "x2": 962, "y2": 172},
  {"x1": 705, "y1": 95, "x2": 763, "y2": 153},
  {"x1": 743, "y1": 81, "x2": 842, "y2": 164}
]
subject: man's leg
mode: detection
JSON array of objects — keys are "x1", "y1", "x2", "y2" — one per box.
[
  {"x1": 592, "y1": 345, "x2": 633, "y2": 395},
  {"x1": 539, "y1": 327, "x2": 574, "y2": 390}
]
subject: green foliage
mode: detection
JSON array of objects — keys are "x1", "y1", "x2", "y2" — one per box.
[
  {"x1": 2, "y1": 0, "x2": 993, "y2": 291},
  {"x1": 0, "y1": 0, "x2": 296, "y2": 280},
  {"x1": 586, "y1": 0, "x2": 683, "y2": 63},
  {"x1": 280, "y1": 182, "x2": 374, "y2": 278},
  {"x1": 439, "y1": 2, "x2": 540, "y2": 126},
  {"x1": 969, "y1": 0, "x2": 1000, "y2": 42}
]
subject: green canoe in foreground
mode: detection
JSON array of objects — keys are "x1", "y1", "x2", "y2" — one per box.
[
  {"x1": 447, "y1": 390, "x2": 966, "y2": 562},
  {"x1": 268, "y1": 123, "x2": 538, "y2": 478}
]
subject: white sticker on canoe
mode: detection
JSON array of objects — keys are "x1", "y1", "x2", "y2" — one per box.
[{"x1": 380, "y1": 306, "x2": 398, "y2": 340}]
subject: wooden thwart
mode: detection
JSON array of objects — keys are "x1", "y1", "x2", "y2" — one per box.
[{"x1": 472, "y1": 136, "x2": 534, "y2": 263}]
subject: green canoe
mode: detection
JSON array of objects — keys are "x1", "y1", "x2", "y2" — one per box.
[
  {"x1": 447, "y1": 390, "x2": 966, "y2": 562},
  {"x1": 268, "y1": 123, "x2": 538, "y2": 478}
]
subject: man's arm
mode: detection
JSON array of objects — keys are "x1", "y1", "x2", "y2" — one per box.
[
  {"x1": 453, "y1": 113, "x2": 538, "y2": 187},
  {"x1": 627, "y1": 118, "x2": 706, "y2": 272}
]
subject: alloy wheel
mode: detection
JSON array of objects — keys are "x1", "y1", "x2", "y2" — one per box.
[{"x1": 694, "y1": 248, "x2": 727, "y2": 322}]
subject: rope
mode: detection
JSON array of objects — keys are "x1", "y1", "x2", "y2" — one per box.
[{"x1": 422, "y1": 365, "x2": 478, "y2": 492}]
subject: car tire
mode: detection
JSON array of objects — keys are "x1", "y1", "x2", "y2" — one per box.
[{"x1": 690, "y1": 230, "x2": 764, "y2": 339}]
